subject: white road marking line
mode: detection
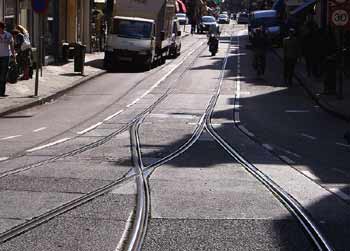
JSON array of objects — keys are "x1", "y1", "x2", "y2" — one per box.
[
  {"x1": 33, "y1": 127, "x2": 47, "y2": 133},
  {"x1": 26, "y1": 138, "x2": 71, "y2": 153},
  {"x1": 332, "y1": 168, "x2": 348, "y2": 176},
  {"x1": 0, "y1": 157, "x2": 9, "y2": 162},
  {"x1": 280, "y1": 155, "x2": 295, "y2": 164},
  {"x1": 336, "y1": 142, "x2": 350, "y2": 148},
  {"x1": 301, "y1": 170, "x2": 319, "y2": 180},
  {"x1": 329, "y1": 188, "x2": 350, "y2": 201},
  {"x1": 240, "y1": 91, "x2": 251, "y2": 96},
  {"x1": 238, "y1": 125, "x2": 255, "y2": 137},
  {"x1": 127, "y1": 98, "x2": 141, "y2": 108},
  {"x1": 1, "y1": 135, "x2": 22, "y2": 140},
  {"x1": 234, "y1": 111, "x2": 240, "y2": 123},
  {"x1": 301, "y1": 133, "x2": 317, "y2": 140},
  {"x1": 285, "y1": 110, "x2": 310, "y2": 113},
  {"x1": 104, "y1": 110, "x2": 124, "y2": 122},
  {"x1": 262, "y1": 144, "x2": 274, "y2": 151},
  {"x1": 125, "y1": 43, "x2": 203, "y2": 109},
  {"x1": 77, "y1": 122, "x2": 103, "y2": 135},
  {"x1": 115, "y1": 212, "x2": 134, "y2": 251},
  {"x1": 283, "y1": 149, "x2": 302, "y2": 158}
]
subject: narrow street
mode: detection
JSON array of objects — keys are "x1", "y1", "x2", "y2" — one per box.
[{"x1": 0, "y1": 22, "x2": 350, "y2": 251}]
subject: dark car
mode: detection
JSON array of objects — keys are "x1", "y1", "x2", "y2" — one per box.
[
  {"x1": 248, "y1": 10, "x2": 282, "y2": 45},
  {"x1": 218, "y1": 14, "x2": 230, "y2": 24},
  {"x1": 237, "y1": 12, "x2": 249, "y2": 24},
  {"x1": 198, "y1": 16, "x2": 218, "y2": 33}
]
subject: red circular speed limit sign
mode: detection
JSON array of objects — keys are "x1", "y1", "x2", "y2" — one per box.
[{"x1": 332, "y1": 9, "x2": 349, "y2": 26}]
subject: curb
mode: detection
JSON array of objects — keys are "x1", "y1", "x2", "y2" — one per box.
[
  {"x1": 272, "y1": 50, "x2": 350, "y2": 122},
  {"x1": 0, "y1": 70, "x2": 106, "y2": 117}
]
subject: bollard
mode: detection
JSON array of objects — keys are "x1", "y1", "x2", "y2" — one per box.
[
  {"x1": 74, "y1": 43, "x2": 86, "y2": 75},
  {"x1": 61, "y1": 42, "x2": 69, "y2": 63}
]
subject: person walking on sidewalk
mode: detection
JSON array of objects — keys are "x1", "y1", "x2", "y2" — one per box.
[
  {"x1": 283, "y1": 28, "x2": 300, "y2": 86},
  {"x1": 0, "y1": 21, "x2": 16, "y2": 97},
  {"x1": 15, "y1": 25, "x2": 32, "y2": 80}
]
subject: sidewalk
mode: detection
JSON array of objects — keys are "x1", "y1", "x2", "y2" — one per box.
[
  {"x1": 0, "y1": 52, "x2": 105, "y2": 116},
  {"x1": 275, "y1": 49, "x2": 350, "y2": 122}
]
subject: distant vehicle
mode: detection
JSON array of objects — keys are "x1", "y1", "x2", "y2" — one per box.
[
  {"x1": 198, "y1": 16, "x2": 218, "y2": 33},
  {"x1": 230, "y1": 13, "x2": 237, "y2": 20},
  {"x1": 218, "y1": 14, "x2": 230, "y2": 24},
  {"x1": 221, "y1": 11, "x2": 228, "y2": 16},
  {"x1": 176, "y1": 13, "x2": 188, "y2": 25},
  {"x1": 104, "y1": 0, "x2": 178, "y2": 70},
  {"x1": 249, "y1": 10, "x2": 281, "y2": 45},
  {"x1": 237, "y1": 12, "x2": 249, "y2": 24}
]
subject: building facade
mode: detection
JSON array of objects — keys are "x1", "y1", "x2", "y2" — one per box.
[{"x1": 0, "y1": 0, "x2": 103, "y2": 63}]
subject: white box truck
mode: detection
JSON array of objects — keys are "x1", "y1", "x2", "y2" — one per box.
[{"x1": 104, "y1": 0, "x2": 181, "y2": 70}]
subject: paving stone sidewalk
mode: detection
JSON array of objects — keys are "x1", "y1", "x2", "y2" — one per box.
[
  {"x1": 0, "y1": 52, "x2": 105, "y2": 116},
  {"x1": 275, "y1": 49, "x2": 350, "y2": 122}
]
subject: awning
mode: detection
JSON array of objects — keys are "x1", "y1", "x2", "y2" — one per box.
[
  {"x1": 176, "y1": 0, "x2": 187, "y2": 13},
  {"x1": 290, "y1": 0, "x2": 317, "y2": 16}
]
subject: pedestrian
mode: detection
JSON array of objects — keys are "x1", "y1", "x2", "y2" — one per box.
[
  {"x1": 283, "y1": 28, "x2": 300, "y2": 86},
  {"x1": 0, "y1": 21, "x2": 16, "y2": 97},
  {"x1": 251, "y1": 26, "x2": 270, "y2": 75},
  {"x1": 191, "y1": 17, "x2": 197, "y2": 35},
  {"x1": 15, "y1": 25, "x2": 32, "y2": 80},
  {"x1": 300, "y1": 21, "x2": 315, "y2": 77}
]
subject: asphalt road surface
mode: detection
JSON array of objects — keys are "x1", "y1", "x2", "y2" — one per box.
[{"x1": 0, "y1": 22, "x2": 349, "y2": 251}]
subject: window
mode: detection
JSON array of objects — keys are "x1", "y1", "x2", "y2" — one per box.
[{"x1": 4, "y1": 0, "x2": 16, "y2": 31}]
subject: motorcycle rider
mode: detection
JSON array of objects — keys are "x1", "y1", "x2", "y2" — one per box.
[
  {"x1": 251, "y1": 26, "x2": 269, "y2": 75},
  {"x1": 207, "y1": 24, "x2": 219, "y2": 55}
]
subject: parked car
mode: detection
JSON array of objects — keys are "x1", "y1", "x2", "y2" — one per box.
[
  {"x1": 237, "y1": 12, "x2": 249, "y2": 24},
  {"x1": 198, "y1": 16, "x2": 218, "y2": 33},
  {"x1": 176, "y1": 13, "x2": 188, "y2": 25},
  {"x1": 248, "y1": 10, "x2": 282, "y2": 46},
  {"x1": 218, "y1": 14, "x2": 230, "y2": 24}
]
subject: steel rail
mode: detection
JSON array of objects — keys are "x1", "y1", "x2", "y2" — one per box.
[
  {"x1": 203, "y1": 32, "x2": 334, "y2": 251},
  {"x1": 124, "y1": 120, "x2": 150, "y2": 251},
  {"x1": 143, "y1": 28, "x2": 240, "y2": 176},
  {"x1": 0, "y1": 39, "x2": 209, "y2": 245},
  {"x1": 0, "y1": 39, "x2": 207, "y2": 180}
]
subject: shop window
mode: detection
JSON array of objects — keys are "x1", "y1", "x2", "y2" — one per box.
[{"x1": 4, "y1": 0, "x2": 16, "y2": 31}]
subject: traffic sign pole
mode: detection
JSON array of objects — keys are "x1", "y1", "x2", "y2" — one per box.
[
  {"x1": 34, "y1": 13, "x2": 42, "y2": 97},
  {"x1": 32, "y1": 0, "x2": 49, "y2": 97},
  {"x1": 337, "y1": 27, "x2": 344, "y2": 100}
]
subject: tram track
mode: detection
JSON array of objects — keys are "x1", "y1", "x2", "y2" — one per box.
[
  {"x1": 0, "y1": 36, "x2": 203, "y2": 162},
  {"x1": 0, "y1": 35, "x2": 210, "y2": 245},
  {"x1": 0, "y1": 38, "x2": 207, "y2": 180},
  {"x1": 1, "y1": 26, "x2": 328, "y2": 251},
  {"x1": 203, "y1": 31, "x2": 334, "y2": 251},
  {"x1": 128, "y1": 27, "x2": 334, "y2": 250}
]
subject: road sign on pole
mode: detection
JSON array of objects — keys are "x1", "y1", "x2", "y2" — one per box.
[
  {"x1": 329, "y1": 0, "x2": 350, "y2": 29},
  {"x1": 332, "y1": 9, "x2": 349, "y2": 26},
  {"x1": 32, "y1": 0, "x2": 49, "y2": 14}
]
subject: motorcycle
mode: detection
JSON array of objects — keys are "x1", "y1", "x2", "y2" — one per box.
[{"x1": 208, "y1": 34, "x2": 219, "y2": 56}]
